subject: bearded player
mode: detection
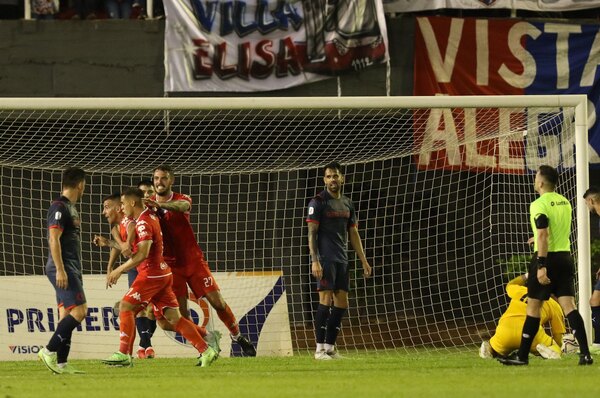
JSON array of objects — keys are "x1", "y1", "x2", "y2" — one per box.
[
  {"x1": 144, "y1": 165, "x2": 256, "y2": 356},
  {"x1": 102, "y1": 187, "x2": 218, "y2": 367}
]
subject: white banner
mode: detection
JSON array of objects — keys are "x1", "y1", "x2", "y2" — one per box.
[
  {"x1": 164, "y1": 0, "x2": 389, "y2": 92},
  {"x1": 384, "y1": 0, "x2": 600, "y2": 13},
  {"x1": 0, "y1": 272, "x2": 292, "y2": 361}
]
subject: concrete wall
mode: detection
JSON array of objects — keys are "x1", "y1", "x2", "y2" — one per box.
[{"x1": 0, "y1": 16, "x2": 413, "y2": 97}]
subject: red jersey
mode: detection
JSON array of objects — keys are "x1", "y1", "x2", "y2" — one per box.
[
  {"x1": 116, "y1": 214, "x2": 136, "y2": 256},
  {"x1": 118, "y1": 214, "x2": 135, "y2": 247},
  {"x1": 134, "y1": 208, "x2": 170, "y2": 277},
  {"x1": 151, "y1": 192, "x2": 203, "y2": 267}
]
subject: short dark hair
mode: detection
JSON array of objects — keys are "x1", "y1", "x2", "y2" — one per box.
[
  {"x1": 538, "y1": 165, "x2": 559, "y2": 189},
  {"x1": 103, "y1": 192, "x2": 121, "y2": 203},
  {"x1": 121, "y1": 187, "x2": 144, "y2": 206},
  {"x1": 323, "y1": 161, "x2": 343, "y2": 175},
  {"x1": 153, "y1": 165, "x2": 174, "y2": 179},
  {"x1": 584, "y1": 186, "x2": 600, "y2": 199},
  {"x1": 137, "y1": 179, "x2": 153, "y2": 188},
  {"x1": 62, "y1": 167, "x2": 86, "y2": 189}
]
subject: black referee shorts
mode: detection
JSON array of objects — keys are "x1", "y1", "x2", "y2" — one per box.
[{"x1": 527, "y1": 251, "x2": 575, "y2": 300}]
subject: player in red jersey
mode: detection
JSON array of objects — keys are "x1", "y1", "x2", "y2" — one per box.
[
  {"x1": 144, "y1": 165, "x2": 256, "y2": 356},
  {"x1": 93, "y1": 191, "x2": 158, "y2": 360},
  {"x1": 101, "y1": 187, "x2": 218, "y2": 367}
]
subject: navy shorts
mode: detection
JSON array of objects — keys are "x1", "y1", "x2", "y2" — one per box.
[
  {"x1": 46, "y1": 259, "x2": 86, "y2": 309},
  {"x1": 527, "y1": 252, "x2": 575, "y2": 300},
  {"x1": 127, "y1": 267, "x2": 139, "y2": 287},
  {"x1": 317, "y1": 260, "x2": 350, "y2": 292}
]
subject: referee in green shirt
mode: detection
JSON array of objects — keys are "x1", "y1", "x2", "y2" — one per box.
[{"x1": 500, "y1": 165, "x2": 593, "y2": 366}]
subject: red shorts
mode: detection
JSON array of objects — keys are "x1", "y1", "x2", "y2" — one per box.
[
  {"x1": 122, "y1": 273, "x2": 179, "y2": 318},
  {"x1": 169, "y1": 256, "x2": 220, "y2": 299}
]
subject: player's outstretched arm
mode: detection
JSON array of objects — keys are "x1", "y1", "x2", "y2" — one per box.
[
  {"x1": 349, "y1": 226, "x2": 372, "y2": 277},
  {"x1": 143, "y1": 198, "x2": 190, "y2": 213},
  {"x1": 93, "y1": 234, "x2": 115, "y2": 248}
]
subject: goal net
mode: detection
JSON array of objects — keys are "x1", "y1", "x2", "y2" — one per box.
[{"x1": 0, "y1": 96, "x2": 590, "y2": 359}]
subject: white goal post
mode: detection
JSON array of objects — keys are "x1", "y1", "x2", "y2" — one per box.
[{"x1": 0, "y1": 95, "x2": 591, "y2": 359}]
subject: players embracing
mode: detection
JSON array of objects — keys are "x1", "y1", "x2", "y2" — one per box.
[
  {"x1": 144, "y1": 165, "x2": 256, "y2": 356},
  {"x1": 102, "y1": 187, "x2": 218, "y2": 367}
]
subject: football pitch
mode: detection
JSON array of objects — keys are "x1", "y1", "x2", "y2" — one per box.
[{"x1": 0, "y1": 349, "x2": 595, "y2": 398}]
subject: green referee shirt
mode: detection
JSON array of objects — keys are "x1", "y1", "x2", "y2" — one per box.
[{"x1": 529, "y1": 191, "x2": 572, "y2": 252}]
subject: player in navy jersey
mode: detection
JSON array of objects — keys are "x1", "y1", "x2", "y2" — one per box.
[
  {"x1": 306, "y1": 162, "x2": 372, "y2": 360},
  {"x1": 584, "y1": 186, "x2": 600, "y2": 353},
  {"x1": 38, "y1": 167, "x2": 87, "y2": 375}
]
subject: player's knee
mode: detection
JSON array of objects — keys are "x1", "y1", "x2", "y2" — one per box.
[
  {"x1": 590, "y1": 293, "x2": 600, "y2": 307},
  {"x1": 163, "y1": 307, "x2": 182, "y2": 325},
  {"x1": 119, "y1": 300, "x2": 137, "y2": 313},
  {"x1": 70, "y1": 304, "x2": 88, "y2": 322},
  {"x1": 158, "y1": 318, "x2": 173, "y2": 331},
  {"x1": 211, "y1": 298, "x2": 227, "y2": 311},
  {"x1": 318, "y1": 291, "x2": 333, "y2": 305}
]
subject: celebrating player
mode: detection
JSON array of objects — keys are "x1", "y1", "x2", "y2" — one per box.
[
  {"x1": 102, "y1": 187, "x2": 218, "y2": 367},
  {"x1": 144, "y1": 165, "x2": 256, "y2": 356},
  {"x1": 306, "y1": 161, "x2": 372, "y2": 360},
  {"x1": 93, "y1": 191, "x2": 157, "y2": 359},
  {"x1": 38, "y1": 167, "x2": 87, "y2": 375},
  {"x1": 480, "y1": 273, "x2": 564, "y2": 360},
  {"x1": 499, "y1": 165, "x2": 592, "y2": 366}
]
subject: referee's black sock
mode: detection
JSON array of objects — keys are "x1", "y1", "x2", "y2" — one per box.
[
  {"x1": 591, "y1": 306, "x2": 600, "y2": 344},
  {"x1": 315, "y1": 304, "x2": 330, "y2": 345},
  {"x1": 567, "y1": 310, "x2": 590, "y2": 356},
  {"x1": 517, "y1": 316, "x2": 540, "y2": 361},
  {"x1": 47, "y1": 314, "x2": 80, "y2": 354},
  {"x1": 325, "y1": 306, "x2": 347, "y2": 346}
]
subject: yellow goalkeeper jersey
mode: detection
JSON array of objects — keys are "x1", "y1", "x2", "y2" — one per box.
[{"x1": 501, "y1": 284, "x2": 566, "y2": 337}]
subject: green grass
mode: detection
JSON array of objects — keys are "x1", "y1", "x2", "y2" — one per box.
[{"x1": 0, "y1": 349, "x2": 596, "y2": 398}]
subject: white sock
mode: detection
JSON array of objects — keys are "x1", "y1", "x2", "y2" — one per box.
[
  {"x1": 324, "y1": 344, "x2": 334, "y2": 353},
  {"x1": 316, "y1": 343, "x2": 325, "y2": 352}
]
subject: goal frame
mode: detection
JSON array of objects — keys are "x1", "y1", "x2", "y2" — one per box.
[{"x1": 0, "y1": 94, "x2": 591, "y2": 343}]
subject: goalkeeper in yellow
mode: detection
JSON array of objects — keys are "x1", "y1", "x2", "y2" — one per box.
[{"x1": 480, "y1": 273, "x2": 564, "y2": 359}]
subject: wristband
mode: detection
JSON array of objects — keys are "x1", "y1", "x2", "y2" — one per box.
[{"x1": 537, "y1": 256, "x2": 547, "y2": 269}]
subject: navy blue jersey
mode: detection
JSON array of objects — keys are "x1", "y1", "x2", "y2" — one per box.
[
  {"x1": 306, "y1": 190, "x2": 357, "y2": 264},
  {"x1": 46, "y1": 196, "x2": 82, "y2": 270}
]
